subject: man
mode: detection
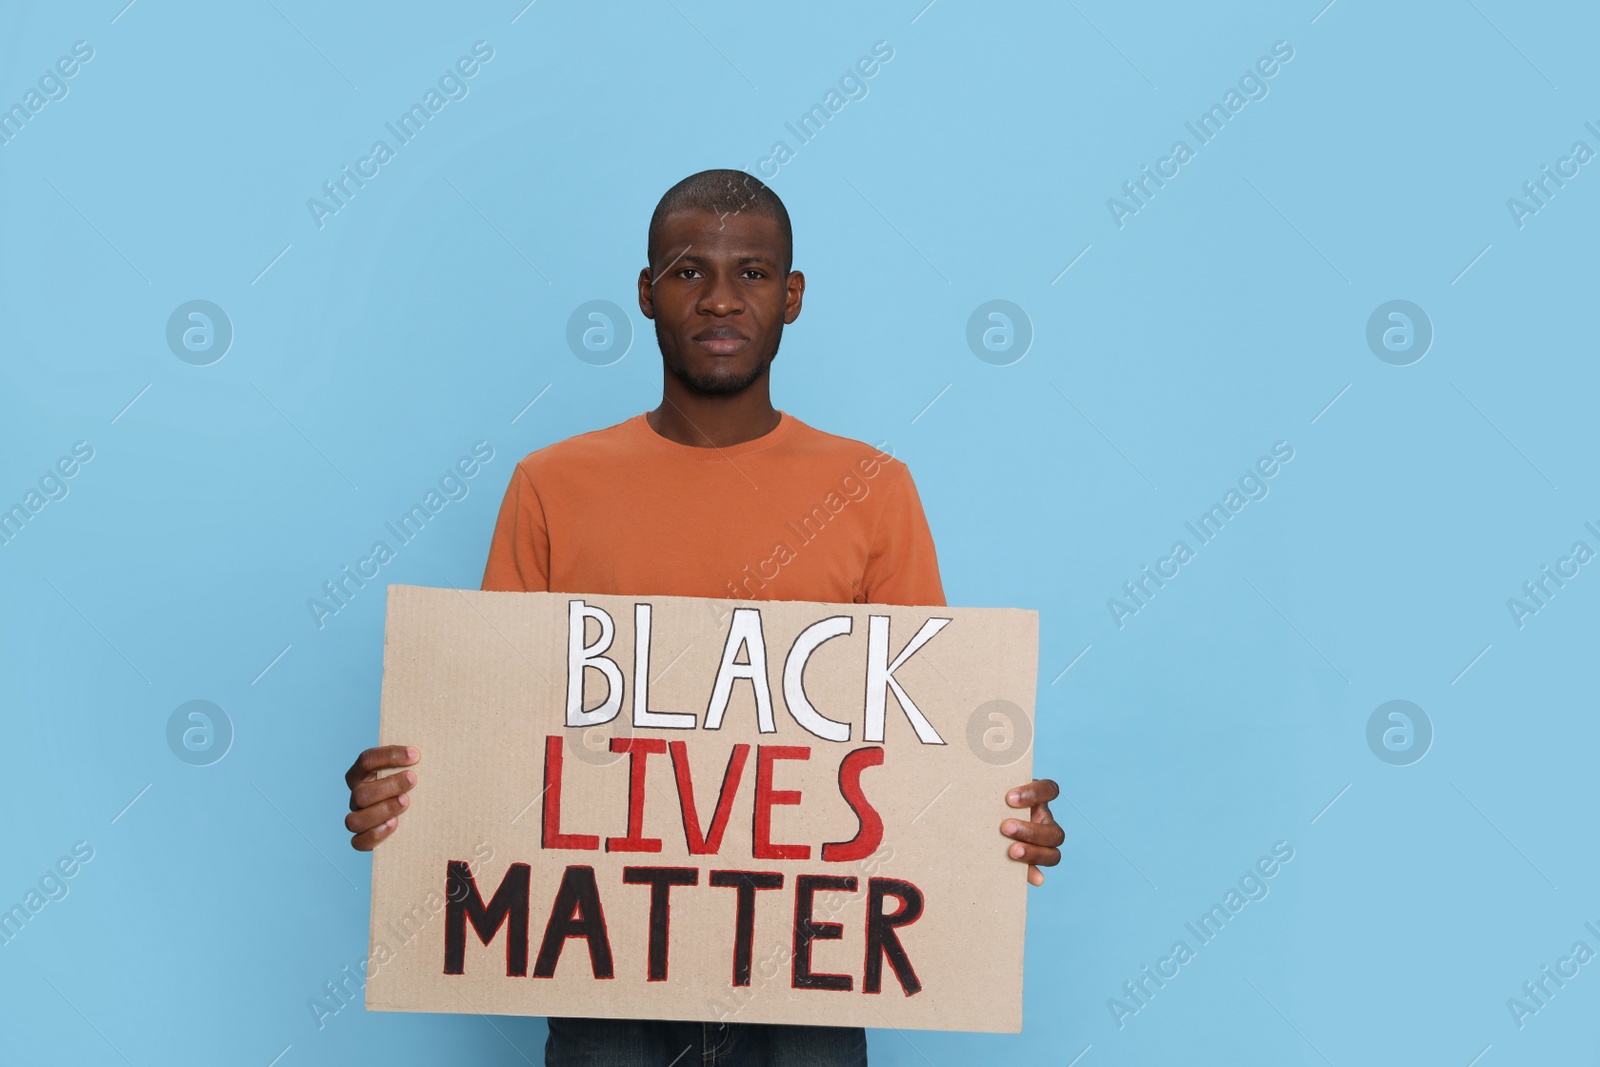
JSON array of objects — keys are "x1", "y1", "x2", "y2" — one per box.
[{"x1": 344, "y1": 169, "x2": 1063, "y2": 1065}]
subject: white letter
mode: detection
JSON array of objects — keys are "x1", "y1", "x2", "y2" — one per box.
[
  {"x1": 632, "y1": 603, "x2": 695, "y2": 728},
  {"x1": 865, "y1": 616, "x2": 950, "y2": 744},
  {"x1": 566, "y1": 599, "x2": 622, "y2": 727},
  {"x1": 782, "y1": 615, "x2": 853, "y2": 742},
  {"x1": 704, "y1": 607, "x2": 775, "y2": 733}
]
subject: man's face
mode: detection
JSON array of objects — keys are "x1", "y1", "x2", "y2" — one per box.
[{"x1": 638, "y1": 208, "x2": 804, "y2": 396}]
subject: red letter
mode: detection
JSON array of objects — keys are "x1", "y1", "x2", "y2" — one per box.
[
  {"x1": 606, "y1": 738, "x2": 665, "y2": 853},
  {"x1": 821, "y1": 746, "x2": 884, "y2": 862},
  {"x1": 672, "y1": 741, "x2": 750, "y2": 854},
  {"x1": 543, "y1": 735, "x2": 598, "y2": 850},
  {"x1": 753, "y1": 745, "x2": 811, "y2": 860}
]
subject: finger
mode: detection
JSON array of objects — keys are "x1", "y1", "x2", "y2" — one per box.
[
  {"x1": 1000, "y1": 817, "x2": 1066, "y2": 848},
  {"x1": 351, "y1": 817, "x2": 400, "y2": 852},
  {"x1": 1005, "y1": 840, "x2": 1061, "y2": 868},
  {"x1": 345, "y1": 794, "x2": 410, "y2": 835},
  {"x1": 1028, "y1": 865, "x2": 1045, "y2": 887},
  {"x1": 1030, "y1": 800, "x2": 1057, "y2": 827},
  {"x1": 1006, "y1": 779, "x2": 1060, "y2": 808},
  {"x1": 345, "y1": 746, "x2": 420, "y2": 790},
  {"x1": 345, "y1": 745, "x2": 420, "y2": 788},
  {"x1": 350, "y1": 769, "x2": 417, "y2": 811}
]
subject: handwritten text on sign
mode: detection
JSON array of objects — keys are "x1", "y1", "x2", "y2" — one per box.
[{"x1": 367, "y1": 586, "x2": 1038, "y2": 1032}]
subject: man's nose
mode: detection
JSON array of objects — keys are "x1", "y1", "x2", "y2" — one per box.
[{"x1": 698, "y1": 274, "x2": 743, "y2": 315}]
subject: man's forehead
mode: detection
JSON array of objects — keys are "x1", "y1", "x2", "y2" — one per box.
[{"x1": 657, "y1": 209, "x2": 783, "y2": 250}]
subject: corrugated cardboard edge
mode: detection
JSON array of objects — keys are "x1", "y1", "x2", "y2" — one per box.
[{"x1": 364, "y1": 583, "x2": 414, "y2": 1013}]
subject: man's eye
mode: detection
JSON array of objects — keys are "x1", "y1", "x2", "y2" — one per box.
[{"x1": 678, "y1": 268, "x2": 700, "y2": 279}]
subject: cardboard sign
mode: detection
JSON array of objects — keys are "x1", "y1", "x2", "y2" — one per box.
[{"x1": 366, "y1": 585, "x2": 1038, "y2": 1032}]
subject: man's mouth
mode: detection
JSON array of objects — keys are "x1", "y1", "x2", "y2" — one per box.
[{"x1": 693, "y1": 328, "x2": 749, "y2": 356}]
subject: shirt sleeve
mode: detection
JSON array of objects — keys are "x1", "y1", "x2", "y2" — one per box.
[
  {"x1": 858, "y1": 462, "x2": 947, "y2": 608},
  {"x1": 480, "y1": 461, "x2": 552, "y2": 593}
]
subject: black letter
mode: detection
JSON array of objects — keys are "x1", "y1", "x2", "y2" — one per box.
[
  {"x1": 864, "y1": 877, "x2": 923, "y2": 995},
  {"x1": 533, "y1": 866, "x2": 614, "y2": 978},
  {"x1": 444, "y1": 860, "x2": 530, "y2": 976},
  {"x1": 622, "y1": 866, "x2": 698, "y2": 980},
  {"x1": 710, "y1": 870, "x2": 784, "y2": 986},
  {"x1": 792, "y1": 874, "x2": 855, "y2": 991}
]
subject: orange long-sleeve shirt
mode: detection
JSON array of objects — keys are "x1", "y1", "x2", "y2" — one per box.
[{"x1": 480, "y1": 412, "x2": 945, "y2": 607}]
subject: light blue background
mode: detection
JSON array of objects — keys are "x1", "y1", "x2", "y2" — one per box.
[{"x1": 3, "y1": 1, "x2": 1596, "y2": 1064}]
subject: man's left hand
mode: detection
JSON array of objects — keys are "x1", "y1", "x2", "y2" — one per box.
[{"x1": 1001, "y1": 779, "x2": 1063, "y2": 886}]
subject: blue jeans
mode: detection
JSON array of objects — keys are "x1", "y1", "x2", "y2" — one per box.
[{"x1": 545, "y1": 1017, "x2": 868, "y2": 1066}]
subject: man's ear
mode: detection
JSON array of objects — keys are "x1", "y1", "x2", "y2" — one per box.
[
  {"x1": 783, "y1": 270, "x2": 805, "y2": 325},
  {"x1": 637, "y1": 267, "x2": 656, "y2": 319}
]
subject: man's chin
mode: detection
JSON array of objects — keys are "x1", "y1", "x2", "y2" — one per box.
[
  {"x1": 665, "y1": 358, "x2": 769, "y2": 397},
  {"x1": 657, "y1": 322, "x2": 782, "y2": 398}
]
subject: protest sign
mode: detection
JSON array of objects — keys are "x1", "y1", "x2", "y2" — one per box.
[{"x1": 366, "y1": 585, "x2": 1037, "y2": 1032}]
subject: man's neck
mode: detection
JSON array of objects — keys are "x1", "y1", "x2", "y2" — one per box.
[{"x1": 647, "y1": 384, "x2": 781, "y2": 448}]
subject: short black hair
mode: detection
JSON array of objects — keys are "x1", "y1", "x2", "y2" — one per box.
[{"x1": 647, "y1": 169, "x2": 793, "y2": 273}]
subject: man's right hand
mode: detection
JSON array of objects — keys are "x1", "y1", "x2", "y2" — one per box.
[{"x1": 345, "y1": 745, "x2": 419, "y2": 851}]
